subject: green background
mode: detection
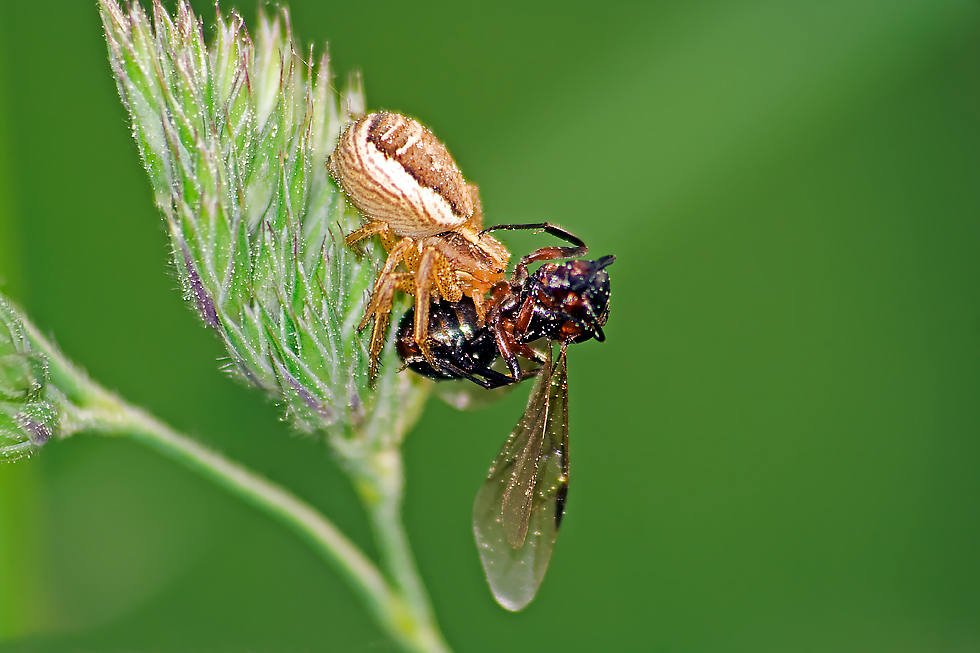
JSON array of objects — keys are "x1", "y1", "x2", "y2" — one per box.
[{"x1": 1, "y1": 0, "x2": 979, "y2": 650}]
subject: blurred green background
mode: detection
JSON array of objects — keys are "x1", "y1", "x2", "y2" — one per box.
[{"x1": 1, "y1": 0, "x2": 979, "y2": 650}]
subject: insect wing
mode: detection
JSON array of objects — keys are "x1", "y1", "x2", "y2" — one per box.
[{"x1": 473, "y1": 349, "x2": 569, "y2": 611}]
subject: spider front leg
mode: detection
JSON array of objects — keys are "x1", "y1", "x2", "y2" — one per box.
[{"x1": 413, "y1": 247, "x2": 464, "y2": 366}]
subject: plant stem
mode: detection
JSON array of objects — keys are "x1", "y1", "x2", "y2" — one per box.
[
  {"x1": 23, "y1": 321, "x2": 452, "y2": 653},
  {"x1": 347, "y1": 448, "x2": 448, "y2": 653}
]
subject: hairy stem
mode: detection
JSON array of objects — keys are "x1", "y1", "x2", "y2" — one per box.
[{"x1": 22, "y1": 320, "x2": 451, "y2": 653}]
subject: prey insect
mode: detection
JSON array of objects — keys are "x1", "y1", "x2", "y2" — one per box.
[
  {"x1": 395, "y1": 296, "x2": 519, "y2": 389},
  {"x1": 397, "y1": 250, "x2": 614, "y2": 610},
  {"x1": 473, "y1": 254, "x2": 611, "y2": 610},
  {"x1": 396, "y1": 248, "x2": 613, "y2": 388}
]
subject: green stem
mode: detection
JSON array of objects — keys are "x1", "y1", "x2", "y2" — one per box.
[
  {"x1": 23, "y1": 320, "x2": 452, "y2": 653},
  {"x1": 348, "y1": 448, "x2": 449, "y2": 653}
]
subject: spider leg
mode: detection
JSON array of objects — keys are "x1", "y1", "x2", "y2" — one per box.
[
  {"x1": 413, "y1": 247, "x2": 463, "y2": 366},
  {"x1": 358, "y1": 236, "x2": 414, "y2": 330},
  {"x1": 463, "y1": 183, "x2": 486, "y2": 231},
  {"x1": 470, "y1": 290, "x2": 488, "y2": 327},
  {"x1": 364, "y1": 271, "x2": 415, "y2": 381},
  {"x1": 345, "y1": 220, "x2": 391, "y2": 249}
]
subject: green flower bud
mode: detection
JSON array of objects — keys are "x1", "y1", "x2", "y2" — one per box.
[{"x1": 100, "y1": 0, "x2": 428, "y2": 450}]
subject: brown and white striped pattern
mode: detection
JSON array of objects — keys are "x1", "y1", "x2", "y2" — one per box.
[{"x1": 329, "y1": 112, "x2": 473, "y2": 238}]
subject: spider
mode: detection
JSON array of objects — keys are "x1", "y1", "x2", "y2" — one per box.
[{"x1": 329, "y1": 111, "x2": 584, "y2": 379}]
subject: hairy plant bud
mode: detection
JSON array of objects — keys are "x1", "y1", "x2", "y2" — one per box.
[{"x1": 101, "y1": 0, "x2": 429, "y2": 451}]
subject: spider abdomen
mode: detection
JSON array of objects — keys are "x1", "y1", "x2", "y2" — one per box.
[{"x1": 329, "y1": 112, "x2": 473, "y2": 237}]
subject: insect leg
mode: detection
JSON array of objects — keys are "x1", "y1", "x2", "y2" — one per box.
[
  {"x1": 481, "y1": 222, "x2": 588, "y2": 285},
  {"x1": 434, "y1": 358, "x2": 516, "y2": 389}
]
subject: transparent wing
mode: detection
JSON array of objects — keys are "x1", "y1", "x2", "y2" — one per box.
[{"x1": 473, "y1": 346, "x2": 569, "y2": 611}]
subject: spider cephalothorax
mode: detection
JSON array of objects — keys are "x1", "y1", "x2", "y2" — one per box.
[{"x1": 329, "y1": 111, "x2": 511, "y2": 379}]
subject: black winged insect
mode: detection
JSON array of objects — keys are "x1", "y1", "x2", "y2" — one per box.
[{"x1": 397, "y1": 240, "x2": 614, "y2": 610}]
